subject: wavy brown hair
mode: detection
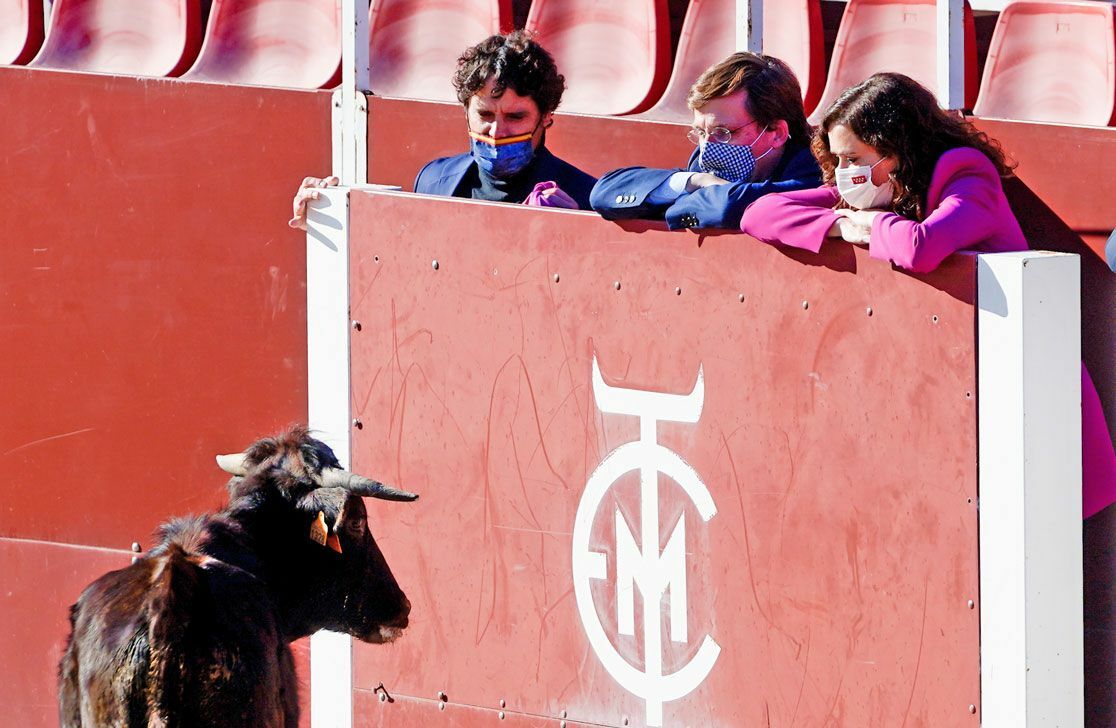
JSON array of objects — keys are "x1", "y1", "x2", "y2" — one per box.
[
  {"x1": 811, "y1": 73, "x2": 1014, "y2": 220},
  {"x1": 453, "y1": 31, "x2": 565, "y2": 116},
  {"x1": 687, "y1": 52, "x2": 813, "y2": 145}
]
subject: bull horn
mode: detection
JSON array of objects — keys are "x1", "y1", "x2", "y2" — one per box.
[
  {"x1": 215, "y1": 453, "x2": 249, "y2": 476},
  {"x1": 320, "y1": 468, "x2": 419, "y2": 501}
]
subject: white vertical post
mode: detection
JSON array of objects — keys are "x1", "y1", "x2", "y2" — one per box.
[
  {"x1": 936, "y1": 0, "x2": 965, "y2": 109},
  {"x1": 978, "y1": 251, "x2": 1083, "y2": 727},
  {"x1": 736, "y1": 0, "x2": 763, "y2": 54},
  {"x1": 307, "y1": 188, "x2": 355, "y2": 728},
  {"x1": 335, "y1": 0, "x2": 370, "y2": 184}
]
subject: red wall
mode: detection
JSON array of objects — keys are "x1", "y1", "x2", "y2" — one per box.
[
  {"x1": 2, "y1": 68, "x2": 1114, "y2": 726},
  {"x1": 0, "y1": 68, "x2": 330, "y2": 727},
  {"x1": 347, "y1": 191, "x2": 980, "y2": 726}
]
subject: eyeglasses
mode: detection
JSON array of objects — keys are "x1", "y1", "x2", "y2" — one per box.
[{"x1": 686, "y1": 121, "x2": 757, "y2": 145}]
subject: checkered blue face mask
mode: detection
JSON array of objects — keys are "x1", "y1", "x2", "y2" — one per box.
[{"x1": 697, "y1": 127, "x2": 770, "y2": 183}]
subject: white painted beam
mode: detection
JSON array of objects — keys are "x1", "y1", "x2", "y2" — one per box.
[
  {"x1": 337, "y1": 0, "x2": 370, "y2": 184},
  {"x1": 307, "y1": 187, "x2": 355, "y2": 728},
  {"x1": 736, "y1": 0, "x2": 763, "y2": 54},
  {"x1": 936, "y1": 0, "x2": 966, "y2": 109},
  {"x1": 978, "y1": 251, "x2": 1083, "y2": 727}
]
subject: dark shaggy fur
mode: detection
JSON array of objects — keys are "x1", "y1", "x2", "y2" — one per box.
[{"x1": 58, "y1": 427, "x2": 412, "y2": 727}]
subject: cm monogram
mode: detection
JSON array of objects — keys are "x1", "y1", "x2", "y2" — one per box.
[{"x1": 572, "y1": 356, "x2": 720, "y2": 726}]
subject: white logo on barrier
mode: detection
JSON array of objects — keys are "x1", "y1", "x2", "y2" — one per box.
[{"x1": 572, "y1": 356, "x2": 720, "y2": 727}]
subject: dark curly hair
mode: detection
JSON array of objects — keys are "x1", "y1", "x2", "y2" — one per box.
[
  {"x1": 687, "y1": 52, "x2": 813, "y2": 146},
  {"x1": 452, "y1": 31, "x2": 565, "y2": 116},
  {"x1": 811, "y1": 73, "x2": 1014, "y2": 220}
]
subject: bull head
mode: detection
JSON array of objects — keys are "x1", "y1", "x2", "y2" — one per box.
[{"x1": 215, "y1": 448, "x2": 418, "y2": 553}]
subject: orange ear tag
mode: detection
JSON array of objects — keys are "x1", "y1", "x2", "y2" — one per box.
[
  {"x1": 326, "y1": 532, "x2": 343, "y2": 554},
  {"x1": 309, "y1": 511, "x2": 328, "y2": 547}
]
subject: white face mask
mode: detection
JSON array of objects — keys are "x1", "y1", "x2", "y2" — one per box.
[{"x1": 835, "y1": 158, "x2": 894, "y2": 210}]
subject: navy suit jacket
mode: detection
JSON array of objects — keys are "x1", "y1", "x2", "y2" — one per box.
[
  {"x1": 590, "y1": 143, "x2": 822, "y2": 230},
  {"x1": 414, "y1": 146, "x2": 596, "y2": 210}
]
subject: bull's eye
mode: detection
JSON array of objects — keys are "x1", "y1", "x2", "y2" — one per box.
[{"x1": 345, "y1": 517, "x2": 366, "y2": 536}]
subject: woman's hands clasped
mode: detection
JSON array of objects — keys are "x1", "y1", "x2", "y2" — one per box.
[{"x1": 827, "y1": 208, "x2": 884, "y2": 245}]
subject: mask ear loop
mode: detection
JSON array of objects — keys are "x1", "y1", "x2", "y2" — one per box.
[{"x1": 749, "y1": 126, "x2": 778, "y2": 165}]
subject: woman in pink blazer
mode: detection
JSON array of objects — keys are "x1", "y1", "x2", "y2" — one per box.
[{"x1": 741, "y1": 72, "x2": 1116, "y2": 518}]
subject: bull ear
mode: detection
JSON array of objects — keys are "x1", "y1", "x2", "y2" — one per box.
[
  {"x1": 320, "y1": 468, "x2": 419, "y2": 502},
  {"x1": 298, "y1": 488, "x2": 348, "y2": 553},
  {"x1": 215, "y1": 453, "x2": 249, "y2": 476}
]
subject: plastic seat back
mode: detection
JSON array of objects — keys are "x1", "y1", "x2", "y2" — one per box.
[
  {"x1": 184, "y1": 0, "x2": 341, "y2": 89},
  {"x1": 525, "y1": 0, "x2": 670, "y2": 116},
  {"x1": 0, "y1": 0, "x2": 45, "y2": 65},
  {"x1": 638, "y1": 0, "x2": 824, "y2": 123},
  {"x1": 369, "y1": 0, "x2": 510, "y2": 102},
  {"x1": 809, "y1": 0, "x2": 977, "y2": 124},
  {"x1": 30, "y1": 0, "x2": 200, "y2": 76},
  {"x1": 973, "y1": 1, "x2": 1115, "y2": 126}
]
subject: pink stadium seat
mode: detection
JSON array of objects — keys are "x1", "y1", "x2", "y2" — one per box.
[
  {"x1": 525, "y1": 0, "x2": 671, "y2": 116},
  {"x1": 184, "y1": 0, "x2": 340, "y2": 89},
  {"x1": 973, "y1": 1, "x2": 1116, "y2": 126},
  {"x1": 0, "y1": 0, "x2": 44, "y2": 65},
  {"x1": 808, "y1": 0, "x2": 977, "y2": 124},
  {"x1": 29, "y1": 0, "x2": 201, "y2": 76},
  {"x1": 369, "y1": 0, "x2": 510, "y2": 102},
  {"x1": 637, "y1": 0, "x2": 824, "y2": 123}
]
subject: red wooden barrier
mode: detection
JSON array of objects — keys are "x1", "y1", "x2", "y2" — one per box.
[
  {"x1": 346, "y1": 192, "x2": 980, "y2": 726},
  {"x1": 2, "y1": 71, "x2": 1113, "y2": 726},
  {"x1": 0, "y1": 540, "x2": 131, "y2": 728},
  {"x1": 0, "y1": 68, "x2": 329, "y2": 727},
  {"x1": 0, "y1": 68, "x2": 327, "y2": 548}
]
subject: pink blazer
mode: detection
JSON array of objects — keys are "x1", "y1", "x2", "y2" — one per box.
[
  {"x1": 741, "y1": 146, "x2": 1116, "y2": 518},
  {"x1": 740, "y1": 147, "x2": 1028, "y2": 272}
]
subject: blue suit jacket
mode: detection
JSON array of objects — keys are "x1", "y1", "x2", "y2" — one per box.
[
  {"x1": 414, "y1": 146, "x2": 597, "y2": 210},
  {"x1": 590, "y1": 143, "x2": 822, "y2": 230}
]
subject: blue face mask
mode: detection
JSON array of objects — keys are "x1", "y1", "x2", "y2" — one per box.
[
  {"x1": 697, "y1": 127, "x2": 770, "y2": 183},
  {"x1": 469, "y1": 129, "x2": 537, "y2": 178}
]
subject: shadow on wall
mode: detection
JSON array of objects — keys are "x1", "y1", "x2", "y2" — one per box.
[
  {"x1": 1002, "y1": 178, "x2": 1116, "y2": 429},
  {"x1": 1003, "y1": 177, "x2": 1116, "y2": 728}
]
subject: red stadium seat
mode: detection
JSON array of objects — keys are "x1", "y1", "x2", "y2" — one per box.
[
  {"x1": 808, "y1": 0, "x2": 977, "y2": 124},
  {"x1": 0, "y1": 0, "x2": 44, "y2": 65},
  {"x1": 637, "y1": 0, "x2": 824, "y2": 123},
  {"x1": 973, "y1": 1, "x2": 1116, "y2": 126},
  {"x1": 184, "y1": 0, "x2": 341, "y2": 89},
  {"x1": 369, "y1": 0, "x2": 510, "y2": 102},
  {"x1": 29, "y1": 0, "x2": 201, "y2": 76},
  {"x1": 525, "y1": 0, "x2": 671, "y2": 116}
]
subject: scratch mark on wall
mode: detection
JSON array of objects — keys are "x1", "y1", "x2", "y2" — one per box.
[{"x1": 3, "y1": 427, "x2": 96, "y2": 457}]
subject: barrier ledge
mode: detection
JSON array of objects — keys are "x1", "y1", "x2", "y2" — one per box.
[{"x1": 305, "y1": 188, "x2": 1073, "y2": 727}]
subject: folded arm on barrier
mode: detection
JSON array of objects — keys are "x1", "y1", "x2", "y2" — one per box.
[{"x1": 870, "y1": 157, "x2": 1004, "y2": 273}]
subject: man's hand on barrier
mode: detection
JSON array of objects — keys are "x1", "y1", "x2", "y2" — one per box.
[
  {"x1": 289, "y1": 176, "x2": 340, "y2": 231},
  {"x1": 685, "y1": 172, "x2": 730, "y2": 192},
  {"x1": 525, "y1": 182, "x2": 579, "y2": 209}
]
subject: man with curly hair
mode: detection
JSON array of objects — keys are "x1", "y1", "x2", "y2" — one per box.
[
  {"x1": 415, "y1": 31, "x2": 595, "y2": 209},
  {"x1": 290, "y1": 31, "x2": 595, "y2": 228}
]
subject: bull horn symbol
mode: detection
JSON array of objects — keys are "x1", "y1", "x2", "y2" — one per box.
[
  {"x1": 215, "y1": 452, "x2": 249, "y2": 476},
  {"x1": 320, "y1": 468, "x2": 419, "y2": 502}
]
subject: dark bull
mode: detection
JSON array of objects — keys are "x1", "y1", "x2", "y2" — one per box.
[{"x1": 58, "y1": 427, "x2": 417, "y2": 727}]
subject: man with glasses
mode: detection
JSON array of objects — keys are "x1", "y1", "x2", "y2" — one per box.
[
  {"x1": 290, "y1": 32, "x2": 596, "y2": 229},
  {"x1": 590, "y1": 52, "x2": 821, "y2": 230}
]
